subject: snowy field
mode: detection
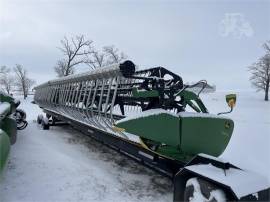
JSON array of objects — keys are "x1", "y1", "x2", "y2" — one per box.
[{"x1": 0, "y1": 91, "x2": 269, "y2": 201}]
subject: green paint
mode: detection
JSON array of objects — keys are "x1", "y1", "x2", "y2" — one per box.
[
  {"x1": 0, "y1": 129, "x2": 10, "y2": 176},
  {"x1": 177, "y1": 90, "x2": 208, "y2": 113},
  {"x1": 156, "y1": 145, "x2": 194, "y2": 162},
  {"x1": 132, "y1": 87, "x2": 159, "y2": 98},
  {"x1": 116, "y1": 111, "x2": 234, "y2": 162},
  {"x1": 117, "y1": 113, "x2": 180, "y2": 146},
  {"x1": 1, "y1": 117, "x2": 17, "y2": 145},
  {"x1": 0, "y1": 93, "x2": 14, "y2": 103},
  {"x1": 177, "y1": 90, "x2": 198, "y2": 100},
  {"x1": 180, "y1": 116, "x2": 233, "y2": 157}
]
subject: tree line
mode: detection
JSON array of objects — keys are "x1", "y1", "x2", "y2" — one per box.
[
  {"x1": 0, "y1": 64, "x2": 35, "y2": 99},
  {"x1": 1, "y1": 34, "x2": 268, "y2": 101}
]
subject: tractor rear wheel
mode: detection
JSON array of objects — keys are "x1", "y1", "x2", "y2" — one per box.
[{"x1": 184, "y1": 177, "x2": 227, "y2": 202}]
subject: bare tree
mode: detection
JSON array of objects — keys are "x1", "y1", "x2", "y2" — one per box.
[
  {"x1": 85, "y1": 45, "x2": 127, "y2": 69},
  {"x1": 54, "y1": 36, "x2": 128, "y2": 73},
  {"x1": 0, "y1": 66, "x2": 14, "y2": 94},
  {"x1": 248, "y1": 41, "x2": 270, "y2": 101},
  {"x1": 14, "y1": 64, "x2": 35, "y2": 99},
  {"x1": 103, "y1": 45, "x2": 127, "y2": 65},
  {"x1": 55, "y1": 35, "x2": 93, "y2": 77},
  {"x1": 86, "y1": 49, "x2": 105, "y2": 69},
  {"x1": 54, "y1": 59, "x2": 75, "y2": 77}
]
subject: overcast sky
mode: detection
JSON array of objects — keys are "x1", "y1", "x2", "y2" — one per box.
[{"x1": 0, "y1": 0, "x2": 269, "y2": 91}]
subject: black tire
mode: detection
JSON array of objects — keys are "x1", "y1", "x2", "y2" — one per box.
[
  {"x1": 184, "y1": 177, "x2": 227, "y2": 202},
  {"x1": 17, "y1": 120, "x2": 28, "y2": 130},
  {"x1": 51, "y1": 116, "x2": 58, "y2": 125},
  {"x1": 37, "y1": 114, "x2": 43, "y2": 124},
  {"x1": 42, "y1": 117, "x2": 50, "y2": 130},
  {"x1": 15, "y1": 109, "x2": 27, "y2": 120},
  {"x1": 46, "y1": 113, "x2": 51, "y2": 119},
  {"x1": 42, "y1": 122, "x2": 50, "y2": 130}
]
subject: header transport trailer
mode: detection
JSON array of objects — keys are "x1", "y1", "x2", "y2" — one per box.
[
  {"x1": 33, "y1": 61, "x2": 269, "y2": 201},
  {"x1": 0, "y1": 93, "x2": 28, "y2": 175}
]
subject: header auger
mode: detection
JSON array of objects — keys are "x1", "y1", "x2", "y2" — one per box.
[{"x1": 34, "y1": 60, "x2": 269, "y2": 201}]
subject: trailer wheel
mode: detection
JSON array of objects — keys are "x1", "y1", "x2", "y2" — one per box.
[
  {"x1": 37, "y1": 114, "x2": 43, "y2": 124},
  {"x1": 184, "y1": 177, "x2": 226, "y2": 202},
  {"x1": 51, "y1": 116, "x2": 58, "y2": 125},
  {"x1": 15, "y1": 109, "x2": 27, "y2": 120},
  {"x1": 42, "y1": 117, "x2": 50, "y2": 130},
  {"x1": 46, "y1": 113, "x2": 51, "y2": 119}
]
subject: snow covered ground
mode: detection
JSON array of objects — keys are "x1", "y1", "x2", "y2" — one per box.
[{"x1": 0, "y1": 91, "x2": 269, "y2": 201}]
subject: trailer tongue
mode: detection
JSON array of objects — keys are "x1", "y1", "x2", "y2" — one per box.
[{"x1": 34, "y1": 60, "x2": 269, "y2": 201}]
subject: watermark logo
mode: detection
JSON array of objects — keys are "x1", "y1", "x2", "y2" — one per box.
[{"x1": 219, "y1": 13, "x2": 254, "y2": 39}]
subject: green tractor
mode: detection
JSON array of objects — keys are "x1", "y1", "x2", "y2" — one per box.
[{"x1": 0, "y1": 92, "x2": 28, "y2": 175}]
